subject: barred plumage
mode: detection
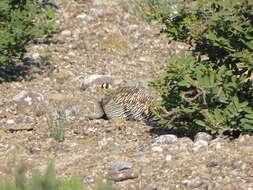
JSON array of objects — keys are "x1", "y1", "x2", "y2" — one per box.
[{"x1": 100, "y1": 87, "x2": 154, "y2": 121}]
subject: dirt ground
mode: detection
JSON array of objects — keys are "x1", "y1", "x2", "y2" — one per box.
[{"x1": 1, "y1": 0, "x2": 253, "y2": 189}]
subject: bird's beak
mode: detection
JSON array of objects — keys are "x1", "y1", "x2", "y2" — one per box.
[{"x1": 95, "y1": 84, "x2": 102, "y2": 88}]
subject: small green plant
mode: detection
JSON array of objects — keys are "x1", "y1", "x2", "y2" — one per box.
[
  {"x1": 0, "y1": 162, "x2": 84, "y2": 190},
  {"x1": 148, "y1": 0, "x2": 253, "y2": 135},
  {"x1": 47, "y1": 102, "x2": 67, "y2": 142}
]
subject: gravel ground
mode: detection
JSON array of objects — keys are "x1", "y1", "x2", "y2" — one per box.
[{"x1": 1, "y1": 0, "x2": 253, "y2": 190}]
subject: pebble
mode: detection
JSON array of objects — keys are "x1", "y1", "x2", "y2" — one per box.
[
  {"x1": 111, "y1": 161, "x2": 133, "y2": 171},
  {"x1": 73, "y1": 43, "x2": 87, "y2": 49},
  {"x1": 151, "y1": 146, "x2": 163, "y2": 152},
  {"x1": 76, "y1": 13, "x2": 87, "y2": 20},
  {"x1": 192, "y1": 140, "x2": 208, "y2": 152},
  {"x1": 165, "y1": 154, "x2": 172, "y2": 161},
  {"x1": 207, "y1": 161, "x2": 220, "y2": 168},
  {"x1": 61, "y1": 30, "x2": 72, "y2": 36},
  {"x1": 145, "y1": 184, "x2": 157, "y2": 190},
  {"x1": 6, "y1": 119, "x2": 15, "y2": 124},
  {"x1": 153, "y1": 134, "x2": 178, "y2": 144},
  {"x1": 194, "y1": 132, "x2": 213, "y2": 142},
  {"x1": 29, "y1": 146, "x2": 41, "y2": 154},
  {"x1": 31, "y1": 52, "x2": 40, "y2": 60},
  {"x1": 109, "y1": 171, "x2": 138, "y2": 182}
]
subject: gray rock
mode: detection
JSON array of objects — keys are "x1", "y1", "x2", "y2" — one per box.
[
  {"x1": 151, "y1": 146, "x2": 163, "y2": 152},
  {"x1": 109, "y1": 171, "x2": 138, "y2": 182},
  {"x1": 145, "y1": 184, "x2": 157, "y2": 190},
  {"x1": 209, "y1": 137, "x2": 227, "y2": 149},
  {"x1": 73, "y1": 43, "x2": 87, "y2": 49},
  {"x1": 60, "y1": 30, "x2": 72, "y2": 36},
  {"x1": 190, "y1": 178, "x2": 209, "y2": 189},
  {"x1": 111, "y1": 161, "x2": 133, "y2": 171},
  {"x1": 153, "y1": 134, "x2": 178, "y2": 144},
  {"x1": 207, "y1": 161, "x2": 220, "y2": 168},
  {"x1": 12, "y1": 90, "x2": 47, "y2": 116},
  {"x1": 194, "y1": 132, "x2": 213, "y2": 142},
  {"x1": 192, "y1": 140, "x2": 208, "y2": 152}
]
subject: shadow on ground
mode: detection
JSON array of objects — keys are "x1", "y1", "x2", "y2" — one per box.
[{"x1": 0, "y1": 57, "x2": 54, "y2": 82}]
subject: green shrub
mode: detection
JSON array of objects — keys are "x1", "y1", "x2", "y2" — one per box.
[
  {"x1": 0, "y1": 162, "x2": 113, "y2": 190},
  {"x1": 0, "y1": 0, "x2": 58, "y2": 81},
  {"x1": 0, "y1": 163, "x2": 84, "y2": 190},
  {"x1": 149, "y1": 0, "x2": 253, "y2": 135}
]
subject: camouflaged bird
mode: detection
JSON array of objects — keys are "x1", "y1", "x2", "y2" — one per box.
[
  {"x1": 100, "y1": 84, "x2": 154, "y2": 121},
  {"x1": 83, "y1": 81, "x2": 156, "y2": 121}
]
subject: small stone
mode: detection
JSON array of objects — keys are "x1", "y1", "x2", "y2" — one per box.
[
  {"x1": 145, "y1": 184, "x2": 157, "y2": 190},
  {"x1": 194, "y1": 132, "x2": 213, "y2": 142},
  {"x1": 190, "y1": 178, "x2": 209, "y2": 189},
  {"x1": 89, "y1": 9, "x2": 105, "y2": 17},
  {"x1": 74, "y1": 43, "x2": 87, "y2": 49},
  {"x1": 76, "y1": 13, "x2": 87, "y2": 20},
  {"x1": 209, "y1": 137, "x2": 227, "y2": 149},
  {"x1": 13, "y1": 91, "x2": 47, "y2": 116},
  {"x1": 151, "y1": 146, "x2": 163, "y2": 152},
  {"x1": 6, "y1": 119, "x2": 15, "y2": 124},
  {"x1": 207, "y1": 161, "x2": 220, "y2": 168},
  {"x1": 181, "y1": 179, "x2": 190, "y2": 185},
  {"x1": 98, "y1": 138, "x2": 109, "y2": 147},
  {"x1": 29, "y1": 146, "x2": 41, "y2": 154},
  {"x1": 49, "y1": 144, "x2": 69, "y2": 153},
  {"x1": 231, "y1": 160, "x2": 241, "y2": 169},
  {"x1": 111, "y1": 161, "x2": 133, "y2": 171},
  {"x1": 109, "y1": 171, "x2": 138, "y2": 182},
  {"x1": 154, "y1": 134, "x2": 178, "y2": 144},
  {"x1": 165, "y1": 155, "x2": 172, "y2": 161},
  {"x1": 32, "y1": 53, "x2": 40, "y2": 60},
  {"x1": 13, "y1": 90, "x2": 29, "y2": 102},
  {"x1": 67, "y1": 51, "x2": 76, "y2": 57},
  {"x1": 61, "y1": 30, "x2": 71, "y2": 36},
  {"x1": 192, "y1": 140, "x2": 208, "y2": 152}
]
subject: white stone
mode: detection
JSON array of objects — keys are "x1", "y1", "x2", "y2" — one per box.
[
  {"x1": 152, "y1": 146, "x2": 163, "y2": 152},
  {"x1": 6, "y1": 119, "x2": 15, "y2": 124},
  {"x1": 192, "y1": 140, "x2": 208, "y2": 152},
  {"x1": 165, "y1": 155, "x2": 172, "y2": 161},
  {"x1": 24, "y1": 96, "x2": 32, "y2": 105},
  {"x1": 61, "y1": 30, "x2": 72, "y2": 36},
  {"x1": 76, "y1": 14, "x2": 87, "y2": 20},
  {"x1": 154, "y1": 134, "x2": 178, "y2": 144},
  {"x1": 32, "y1": 53, "x2": 40, "y2": 60}
]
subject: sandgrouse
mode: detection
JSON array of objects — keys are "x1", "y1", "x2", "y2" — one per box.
[{"x1": 86, "y1": 82, "x2": 155, "y2": 121}]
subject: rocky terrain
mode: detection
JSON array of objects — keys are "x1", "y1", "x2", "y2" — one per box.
[{"x1": 1, "y1": 0, "x2": 253, "y2": 189}]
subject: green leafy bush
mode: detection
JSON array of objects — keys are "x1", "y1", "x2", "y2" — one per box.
[
  {"x1": 0, "y1": 0, "x2": 58, "y2": 80},
  {"x1": 148, "y1": 0, "x2": 253, "y2": 135}
]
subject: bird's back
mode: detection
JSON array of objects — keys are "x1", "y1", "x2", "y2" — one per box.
[{"x1": 101, "y1": 87, "x2": 154, "y2": 121}]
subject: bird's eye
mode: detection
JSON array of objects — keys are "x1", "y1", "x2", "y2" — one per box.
[{"x1": 101, "y1": 83, "x2": 111, "y2": 89}]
